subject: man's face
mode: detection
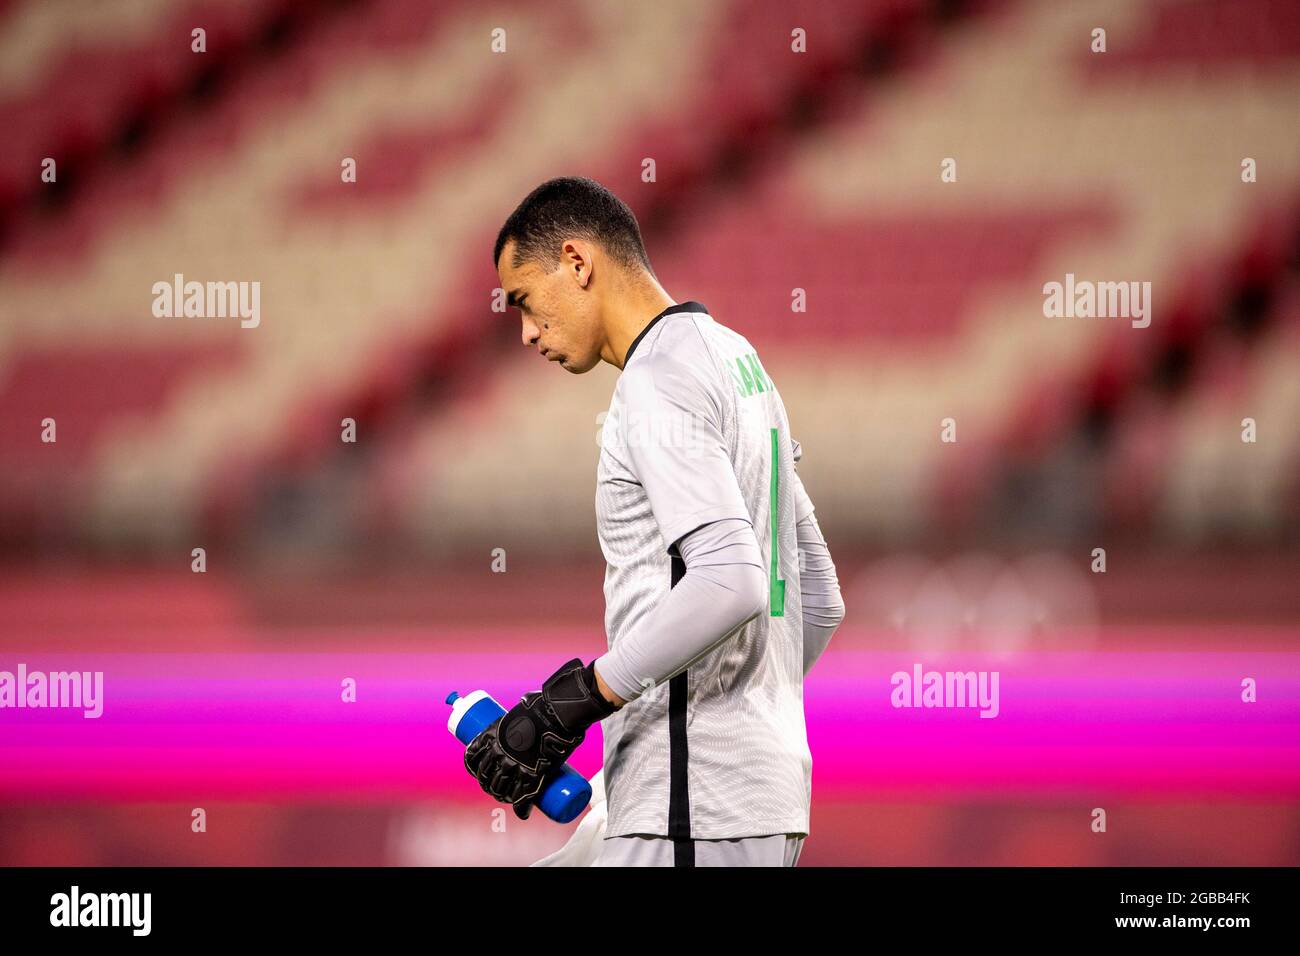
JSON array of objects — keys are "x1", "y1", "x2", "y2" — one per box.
[{"x1": 497, "y1": 239, "x2": 603, "y2": 374}]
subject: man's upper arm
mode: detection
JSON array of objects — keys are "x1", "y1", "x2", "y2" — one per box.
[
  {"x1": 791, "y1": 438, "x2": 815, "y2": 524},
  {"x1": 619, "y1": 353, "x2": 752, "y2": 552}
]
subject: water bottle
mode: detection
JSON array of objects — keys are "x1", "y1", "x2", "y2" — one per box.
[{"x1": 446, "y1": 690, "x2": 592, "y2": 824}]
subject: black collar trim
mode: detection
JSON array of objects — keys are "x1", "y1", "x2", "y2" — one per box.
[{"x1": 623, "y1": 301, "x2": 708, "y2": 366}]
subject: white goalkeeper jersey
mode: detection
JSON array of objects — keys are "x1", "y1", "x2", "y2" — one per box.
[{"x1": 595, "y1": 301, "x2": 811, "y2": 840}]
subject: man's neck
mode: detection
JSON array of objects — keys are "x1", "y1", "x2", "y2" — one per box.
[{"x1": 603, "y1": 276, "x2": 675, "y2": 370}]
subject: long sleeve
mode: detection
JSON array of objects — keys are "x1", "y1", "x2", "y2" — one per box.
[
  {"x1": 791, "y1": 463, "x2": 843, "y2": 675},
  {"x1": 593, "y1": 517, "x2": 767, "y2": 704}
]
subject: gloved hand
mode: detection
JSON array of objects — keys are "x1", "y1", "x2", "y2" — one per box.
[{"x1": 464, "y1": 658, "x2": 616, "y2": 820}]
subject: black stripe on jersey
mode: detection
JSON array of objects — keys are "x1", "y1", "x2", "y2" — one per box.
[
  {"x1": 622, "y1": 301, "x2": 709, "y2": 367},
  {"x1": 668, "y1": 551, "x2": 694, "y2": 867}
]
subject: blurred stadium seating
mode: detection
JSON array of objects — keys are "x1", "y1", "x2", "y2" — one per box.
[{"x1": 1, "y1": 0, "x2": 1297, "y2": 866}]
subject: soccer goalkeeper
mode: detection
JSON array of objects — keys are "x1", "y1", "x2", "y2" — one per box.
[{"x1": 464, "y1": 176, "x2": 845, "y2": 867}]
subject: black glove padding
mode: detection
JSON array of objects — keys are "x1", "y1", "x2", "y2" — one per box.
[{"x1": 464, "y1": 658, "x2": 616, "y2": 820}]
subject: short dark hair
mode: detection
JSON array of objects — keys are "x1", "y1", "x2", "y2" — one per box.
[{"x1": 493, "y1": 176, "x2": 652, "y2": 274}]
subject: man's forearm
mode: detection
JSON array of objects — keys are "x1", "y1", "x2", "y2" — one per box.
[
  {"x1": 593, "y1": 517, "x2": 766, "y2": 706},
  {"x1": 797, "y1": 508, "x2": 844, "y2": 675}
]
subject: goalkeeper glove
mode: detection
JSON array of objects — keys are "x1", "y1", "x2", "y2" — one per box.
[{"x1": 463, "y1": 657, "x2": 616, "y2": 820}]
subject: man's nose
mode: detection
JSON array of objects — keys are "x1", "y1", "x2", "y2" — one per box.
[{"x1": 521, "y1": 316, "x2": 540, "y2": 348}]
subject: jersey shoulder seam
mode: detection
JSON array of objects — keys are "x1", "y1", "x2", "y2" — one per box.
[{"x1": 684, "y1": 314, "x2": 735, "y2": 446}]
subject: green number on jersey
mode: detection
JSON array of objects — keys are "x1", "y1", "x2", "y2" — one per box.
[{"x1": 769, "y1": 427, "x2": 785, "y2": 617}]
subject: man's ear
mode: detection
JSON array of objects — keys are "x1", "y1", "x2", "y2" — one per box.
[{"x1": 561, "y1": 239, "x2": 593, "y2": 289}]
